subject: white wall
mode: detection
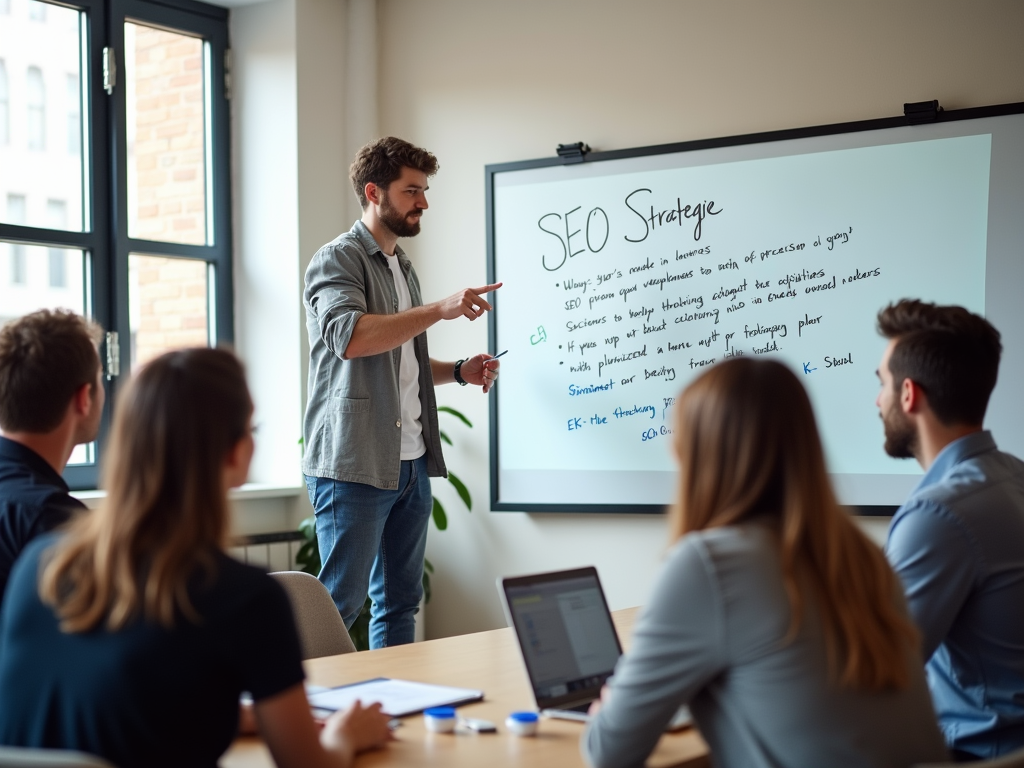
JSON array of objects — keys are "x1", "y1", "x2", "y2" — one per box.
[
  {"x1": 230, "y1": 0, "x2": 302, "y2": 493},
  {"x1": 229, "y1": 0, "x2": 352, "y2": 536},
  {"x1": 374, "y1": 0, "x2": 1024, "y2": 639}
]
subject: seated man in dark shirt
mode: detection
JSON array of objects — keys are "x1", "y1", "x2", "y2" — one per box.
[{"x1": 0, "y1": 309, "x2": 104, "y2": 607}]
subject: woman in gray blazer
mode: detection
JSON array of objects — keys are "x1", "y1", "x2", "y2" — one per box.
[{"x1": 582, "y1": 358, "x2": 947, "y2": 768}]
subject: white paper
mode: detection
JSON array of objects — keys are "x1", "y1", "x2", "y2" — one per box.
[{"x1": 307, "y1": 678, "x2": 483, "y2": 717}]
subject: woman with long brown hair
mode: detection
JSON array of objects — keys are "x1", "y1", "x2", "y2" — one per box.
[
  {"x1": 0, "y1": 348, "x2": 391, "y2": 768},
  {"x1": 583, "y1": 358, "x2": 947, "y2": 768}
]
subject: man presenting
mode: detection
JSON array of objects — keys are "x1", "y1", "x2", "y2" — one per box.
[
  {"x1": 875, "y1": 299, "x2": 1024, "y2": 761},
  {"x1": 0, "y1": 309, "x2": 104, "y2": 609},
  {"x1": 303, "y1": 137, "x2": 500, "y2": 648}
]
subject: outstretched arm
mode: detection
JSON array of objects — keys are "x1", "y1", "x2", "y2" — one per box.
[{"x1": 344, "y1": 283, "x2": 502, "y2": 359}]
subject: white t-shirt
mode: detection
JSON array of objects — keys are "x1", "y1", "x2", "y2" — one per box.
[{"x1": 385, "y1": 253, "x2": 426, "y2": 460}]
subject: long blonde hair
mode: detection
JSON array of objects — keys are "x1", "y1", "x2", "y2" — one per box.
[
  {"x1": 669, "y1": 358, "x2": 918, "y2": 691},
  {"x1": 40, "y1": 348, "x2": 253, "y2": 632}
]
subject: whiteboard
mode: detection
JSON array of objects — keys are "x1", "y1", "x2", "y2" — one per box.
[{"x1": 486, "y1": 105, "x2": 1024, "y2": 513}]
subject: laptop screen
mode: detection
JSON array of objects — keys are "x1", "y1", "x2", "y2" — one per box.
[{"x1": 501, "y1": 568, "x2": 622, "y2": 708}]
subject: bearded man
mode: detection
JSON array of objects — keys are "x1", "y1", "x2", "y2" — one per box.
[
  {"x1": 876, "y1": 299, "x2": 1024, "y2": 762},
  {"x1": 302, "y1": 137, "x2": 500, "y2": 648}
]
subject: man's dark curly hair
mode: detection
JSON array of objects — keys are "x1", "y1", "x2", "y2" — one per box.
[
  {"x1": 877, "y1": 299, "x2": 1001, "y2": 426},
  {"x1": 349, "y1": 137, "x2": 439, "y2": 209}
]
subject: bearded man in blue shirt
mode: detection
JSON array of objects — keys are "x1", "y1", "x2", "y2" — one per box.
[{"x1": 876, "y1": 299, "x2": 1024, "y2": 762}]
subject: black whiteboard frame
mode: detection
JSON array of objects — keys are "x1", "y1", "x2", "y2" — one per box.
[{"x1": 485, "y1": 101, "x2": 1024, "y2": 516}]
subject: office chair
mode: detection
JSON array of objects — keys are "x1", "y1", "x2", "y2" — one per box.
[
  {"x1": 0, "y1": 747, "x2": 115, "y2": 767},
  {"x1": 271, "y1": 570, "x2": 357, "y2": 659},
  {"x1": 916, "y1": 746, "x2": 1024, "y2": 768}
]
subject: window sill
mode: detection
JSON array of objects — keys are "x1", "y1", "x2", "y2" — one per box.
[{"x1": 71, "y1": 483, "x2": 304, "y2": 509}]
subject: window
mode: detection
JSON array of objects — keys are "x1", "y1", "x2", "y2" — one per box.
[
  {"x1": 46, "y1": 200, "x2": 67, "y2": 287},
  {"x1": 0, "y1": 60, "x2": 8, "y2": 145},
  {"x1": 26, "y1": 66, "x2": 45, "y2": 151},
  {"x1": 0, "y1": 0, "x2": 231, "y2": 488},
  {"x1": 6, "y1": 195, "x2": 26, "y2": 285},
  {"x1": 66, "y1": 73, "x2": 79, "y2": 154}
]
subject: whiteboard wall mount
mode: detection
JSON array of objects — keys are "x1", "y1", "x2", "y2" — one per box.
[
  {"x1": 486, "y1": 101, "x2": 1024, "y2": 515},
  {"x1": 555, "y1": 142, "x2": 590, "y2": 164},
  {"x1": 903, "y1": 99, "x2": 943, "y2": 125}
]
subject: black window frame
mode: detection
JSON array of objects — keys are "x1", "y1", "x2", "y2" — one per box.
[{"x1": 0, "y1": 0, "x2": 232, "y2": 490}]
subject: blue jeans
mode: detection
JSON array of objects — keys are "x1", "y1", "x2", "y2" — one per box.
[{"x1": 304, "y1": 456, "x2": 431, "y2": 649}]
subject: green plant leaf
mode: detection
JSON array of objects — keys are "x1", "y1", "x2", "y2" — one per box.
[
  {"x1": 439, "y1": 430, "x2": 452, "y2": 446},
  {"x1": 422, "y1": 567, "x2": 432, "y2": 604},
  {"x1": 438, "y1": 406, "x2": 472, "y2": 429},
  {"x1": 422, "y1": 559, "x2": 434, "y2": 604},
  {"x1": 446, "y1": 470, "x2": 472, "y2": 512},
  {"x1": 431, "y1": 497, "x2": 448, "y2": 531},
  {"x1": 295, "y1": 515, "x2": 321, "y2": 575},
  {"x1": 349, "y1": 595, "x2": 373, "y2": 651},
  {"x1": 294, "y1": 540, "x2": 320, "y2": 576}
]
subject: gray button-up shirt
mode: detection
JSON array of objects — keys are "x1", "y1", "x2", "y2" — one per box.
[{"x1": 302, "y1": 220, "x2": 446, "y2": 489}]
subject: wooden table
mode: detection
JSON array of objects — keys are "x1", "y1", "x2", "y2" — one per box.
[{"x1": 223, "y1": 607, "x2": 709, "y2": 768}]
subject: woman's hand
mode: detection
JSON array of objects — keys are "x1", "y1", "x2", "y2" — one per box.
[{"x1": 320, "y1": 700, "x2": 393, "y2": 760}]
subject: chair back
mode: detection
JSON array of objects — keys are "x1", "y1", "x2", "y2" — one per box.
[
  {"x1": 916, "y1": 747, "x2": 1024, "y2": 768},
  {"x1": 271, "y1": 570, "x2": 357, "y2": 659},
  {"x1": 0, "y1": 747, "x2": 115, "y2": 767}
]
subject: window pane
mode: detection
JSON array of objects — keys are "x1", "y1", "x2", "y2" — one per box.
[
  {"x1": 0, "y1": 239, "x2": 92, "y2": 466},
  {"x1": 0, "y1": 240, "x2": 86, "y2": 325},
  {"x1": 129, "y1": 254, "x2": 209, "y2": 369},
  {"x1": 0, "y1": 2, "x2": 84, "y2": 231},
  {"x1": 66, "y1": 73, "x2": 79, "y2": 154},
  {"x1": 0, "y1": 60, "x2": 9, "y2": 145},
  {"x1": 125, "y1": 23, "x2": 210, "y2": 246},
  {"x1": 27, "y1": 0, "x2": 45, "y2": 22},
  {"x1": 26, "y1": 66, "x2": 44, "y2": 150}
]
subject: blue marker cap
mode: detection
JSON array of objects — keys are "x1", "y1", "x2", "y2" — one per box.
[
  {"x1": 508, "y1": 711, "x2": 538, "y2": 723},
  {"x1": 424, "y1": 707, "x2": 456, "y2": 719}
]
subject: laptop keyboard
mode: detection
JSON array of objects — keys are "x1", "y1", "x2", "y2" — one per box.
[{"x1": 565, "y1": 701, "x2": 592, "y2": 713}]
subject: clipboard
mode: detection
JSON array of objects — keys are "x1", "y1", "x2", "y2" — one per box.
[{"x1": 307, "y1": 677, "x2": 484, "y2": 718}]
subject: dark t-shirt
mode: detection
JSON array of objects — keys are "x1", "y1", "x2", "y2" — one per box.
[
  {"x1": 0, "y1": 535, "x2": 305, "y2": 768},
  {"x1": 0, "y1": 437, "x2": 85, "y2": 609}
]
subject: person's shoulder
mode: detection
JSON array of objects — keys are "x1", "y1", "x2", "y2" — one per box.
[
  {"x1": 0, "y1": 478, "x2": 82, "y2": 535},
  {"x1": 679, "y1": 523, "x2": 776, "y2": 561},
  {"x1": 206, "y1": 553, "x2": 291, "y2": 611},
  {"x1": 314, "y1": 224, "x2": 372, "y2": 263},
  {"x1": 910, "y1": 446, "x2": 1024, "y2": 520},
  {"x1": 667, "y1": 524, "x2": 777, "y2": 583},
  {"x1": 6, "y1": 532, "x2": 63, "y2": 593},
  {"x1": 211, "y1": 552, "x2": 281, "y2": 590}
]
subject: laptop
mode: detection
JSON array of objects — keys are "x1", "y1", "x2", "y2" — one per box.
[{"x1": 497, "y1": 566, "x2": 625, "y2": 721}]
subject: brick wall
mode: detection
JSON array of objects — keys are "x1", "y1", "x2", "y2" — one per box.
[{"x1": 129, "y1": 24, "x2": 209, "y2": 368}]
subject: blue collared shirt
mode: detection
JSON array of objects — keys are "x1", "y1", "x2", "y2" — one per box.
[{"x1": 886, "y1": 430, "x2": 1024, "y2": 759}]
